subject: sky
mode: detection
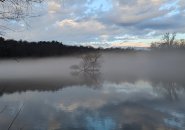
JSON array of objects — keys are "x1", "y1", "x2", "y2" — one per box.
[{"x1": 3, "y1": 0, "x2": 185, "y2": 48}]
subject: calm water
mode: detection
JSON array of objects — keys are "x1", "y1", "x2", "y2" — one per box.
[{"x1": 0, "y1": 52, "x2": 185, "y2": 130}]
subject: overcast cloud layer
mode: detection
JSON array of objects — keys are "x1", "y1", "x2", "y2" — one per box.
[{"x1": 3, "y1": 0, "x2": 185, "y2": 47}]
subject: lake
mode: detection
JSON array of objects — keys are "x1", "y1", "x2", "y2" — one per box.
[{"x1": 0, "y1": 52, "x2": 185, "y2": 130}]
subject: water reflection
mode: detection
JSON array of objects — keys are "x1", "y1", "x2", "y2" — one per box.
[
  {"x1": 71, "y1": 71, "x2": 102, "y2": 88},
  {"x1": 0, "y1": 52, "x2": 185, "y2": 130},
  {"x1": 152, "y1": 81, "x2": 185, "y2": 101},
  {"x1": 0, "y1": 81, "x2": 185, "y2": 130}
]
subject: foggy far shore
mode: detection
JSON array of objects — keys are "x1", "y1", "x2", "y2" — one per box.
[
  {"x1": 0, "y1": 33, "x2": 185, "y2": 95},
  {"x1": 1, "y1": 33, "x2": 185, "y2": 59}
]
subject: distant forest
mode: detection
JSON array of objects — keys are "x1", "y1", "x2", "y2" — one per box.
[
  {"x1": 1, "y1": 33, "x2": 185, "y2": 58},
  {"x1": 0, "y1": 37, "x2": 134, "y2": 58}
]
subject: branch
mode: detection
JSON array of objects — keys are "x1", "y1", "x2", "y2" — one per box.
[{"x1": 7, "y1": 104, "x2": 24, "y2": 130}]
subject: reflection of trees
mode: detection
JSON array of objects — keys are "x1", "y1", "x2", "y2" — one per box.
[
  {"x1": 152, "y1": 81, "x2": 185, "y2": 101},
  {"x1": 0, "y1": 87, "x2": 5, "y2": 97},
  {"x1": 71, "y1": 52, "x2": 102, "y2": 87},
  {"x1": 71, "y1": 69, "x2": 102, "y2": 88},
  {"x1": 81, "y1": 71, "x2": 101, "y2": 87}
]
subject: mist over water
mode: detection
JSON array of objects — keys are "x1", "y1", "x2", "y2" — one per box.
[
  {"x1": 1, "y1": 52, "x2": 185, "y2": 87},
  {"x1": 1, "y1": 51, "x2": 185, "y2": 81},
  {"x1": 0, "y1": 52, "x2": 185, "y2": 130}
]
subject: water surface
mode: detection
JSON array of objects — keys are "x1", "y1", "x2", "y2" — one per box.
[{"x1": 0, "y1": 52, "x2": 185, "y2": 130}]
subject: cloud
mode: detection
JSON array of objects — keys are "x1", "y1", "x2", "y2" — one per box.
[
  {"x1": 101, "y1": 0, "x2": 168, "y2": 25},
  {"x1": 5, "y1": 0, "x2": 185, "y2": 47},
  {"x1": 52, "y1": 19, "x2": 108, "y2": 43},
  {"x1": 48, "y1": 1, "x2": 61, "y2": 13},
  {"x1": 57, "y1": 19, "x2": 105, "y2": 33},
  {"x1": 111, "y1": 42, "x2": 150, "y2": 48}
]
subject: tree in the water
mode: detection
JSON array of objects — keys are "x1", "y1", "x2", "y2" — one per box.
[
  {"x1": 71, "y1": 52, "x2": 102, "y2": 72},
  {"x1": 79, "y1": 52, "x2": 102, "y2": 72}
]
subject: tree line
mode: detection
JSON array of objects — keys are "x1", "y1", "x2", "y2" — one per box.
[
  {"x1": 0, "y1": 37, "x2": 135, "y2": 58},
  {"x1": 0, "y1": 37, "x2": 97, "y2": 58}
]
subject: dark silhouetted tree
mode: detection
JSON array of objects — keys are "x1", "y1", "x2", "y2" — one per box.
[
  {"x1": 151, "y1": 33, "x2": 185, "y2": 50},
  {"x1": 79, "y1": 52, "x2": 102, "y2": 72}
]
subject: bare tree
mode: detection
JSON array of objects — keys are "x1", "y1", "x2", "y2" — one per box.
[
  {"x1": 179, "y1": 39, "x2": 185, "y2": 48},
  {"x1": 0, "y1": 0, "x2": 43, "y2": 20},
  {"x1": 0, "y1": 0, "x2": 44, "y2": 34},
  {"x1": 79, "y1": 52, "x2": 102, "y2": 72},
  {"x1": 7, "y1": 104, "x2": 24, "y2": 130},
  {"x1": 150, "y1": 32, "x2": 185, "y2": 49},
  {"x1": 161, "y1": 32, "x2": 176, "y2": 47},
  {"x1": 70, "y1": 52, "x2": 102, "y2": 72}
]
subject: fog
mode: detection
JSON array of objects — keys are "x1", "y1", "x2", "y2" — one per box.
[
  {"x1": 0, "y1": 51, "x2": 185, "y2": 94},
  {"x1": 102, "y1": 51, "x2": 185, "y2": 82}
]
